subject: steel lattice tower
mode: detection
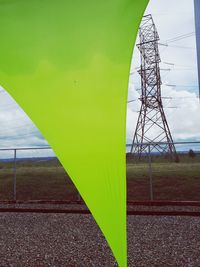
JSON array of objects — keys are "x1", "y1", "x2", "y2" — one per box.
[{"x1": 131, "y1": 15, "x2": 177, "y2": 159}]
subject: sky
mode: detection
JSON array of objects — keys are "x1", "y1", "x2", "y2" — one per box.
[
  {"x1": 0, "y1": 0, "x2": 199, "y2": 156},
  {"x1": 127, "y1": 0, "x2": 200, "y2": 145}
]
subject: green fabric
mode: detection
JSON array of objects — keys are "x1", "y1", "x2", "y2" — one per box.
[{"x1": 0, "y1": 1, "x2": 148, "y2": 266}]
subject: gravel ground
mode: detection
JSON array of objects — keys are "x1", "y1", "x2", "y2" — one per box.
[{"x1": 0, "y1": 213, "x2": 200, "y2": 267}]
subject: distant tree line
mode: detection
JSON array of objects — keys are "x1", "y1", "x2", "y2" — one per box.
[{"x1": 188, "y1": 149, "x2": 196, "y2": 158}]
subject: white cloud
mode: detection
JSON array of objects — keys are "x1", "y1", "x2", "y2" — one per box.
[
  {"x1": 0, "y1": 0, "x2": 199, "y2": 154},
  {"x1": 127, "y1": 0, "x2": 200, "y2": 144},
  {"x1": 0, "y1": 87, "x2": 49, "y2": 151},
  {"x1": 162, "y1": 85, "x2": 200, "y2": 140}
]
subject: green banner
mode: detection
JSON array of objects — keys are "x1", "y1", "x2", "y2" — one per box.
[{"x1": 0, "y1": 1, "x2": 148, "y2": 266}]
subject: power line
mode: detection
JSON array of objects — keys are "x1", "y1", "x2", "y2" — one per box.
[
  {"x1": 0, "y1": 131, "x2": 43, "y2": 141},
  {"x1": 165, "y1": 32, "x2": 195, "y2": 43},
  {"x1": 159, "y1": 43, "x2": 195, "y2": 50},
  {"x1": 165, "y1": 84, "x2": 199, "y2": 88},
  {"x1": 127, "y1": 99, "x2": 137, "y2": 103},
  {"x1": 0, "y1": 124, "x2": 38, "y2": 136},
  {"x1": 162, "y1": 62, "x2": 196, "y2": 69},
  {"x1": 166, "y1": 44, "x2": 195, "y2": 49},
  {"x1": 128, "y1": 95, "x2": 198, "y2": 103}
]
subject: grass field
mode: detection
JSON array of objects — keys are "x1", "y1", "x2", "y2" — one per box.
[
  {"x1": 0, "y1": 154, "x2": 200, "y2": 201},
  {"x1": 127, "y1": 155, "x2": 200, "y2": 200}
]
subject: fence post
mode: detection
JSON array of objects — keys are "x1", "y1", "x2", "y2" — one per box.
[
  {"x1": 148, "y1": 144, "x2": 153, "y2": 200},
  {"x1": 13, "y1": 149, "x2": 17, "y2": 201}
]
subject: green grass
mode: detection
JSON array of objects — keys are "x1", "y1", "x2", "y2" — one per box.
[
  {"x1": 127, "y1": 162, "x2": 200, "y2": 200},
  {"x1": 0, "y1": 154, "x2": 200, "y2": 201},
  {"x1": 0, "y1": 159, "x2": 77, "y2": 201}
]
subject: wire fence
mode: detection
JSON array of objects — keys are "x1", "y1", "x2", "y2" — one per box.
[
  {"x1": 127, "y1": 141, "x2": 200, "y2": 201},
  {"x1": 0, "y1": 141, "x2": 200, "y2": 202},
  {"x1": 0, "y1": 147, "x2": 77, "y2": 201}
]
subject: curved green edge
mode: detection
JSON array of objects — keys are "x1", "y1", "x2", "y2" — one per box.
[{"x1": 0, "y1": 1, "x2": 148, "y2": 266}]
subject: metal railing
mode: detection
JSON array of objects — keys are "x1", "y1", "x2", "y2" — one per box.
[
  {"x1": 0, "y1": 146, "x2": 51, "y2": 201},
  {"x1": 127, "y1": 141, "x2": 200, "y2": 201},
  {"x1": 0, "y1": 141, "x2": 200, "y2": 201}
]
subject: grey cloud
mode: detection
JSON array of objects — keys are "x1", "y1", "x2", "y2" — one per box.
[{"x1": 127, "y1": 0, "x2": 200, "y2": 143}]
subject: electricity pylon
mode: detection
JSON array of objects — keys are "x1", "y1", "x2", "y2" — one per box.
[{"x1": 131, "y1": 15, "x2": 178, "y2": 160}]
